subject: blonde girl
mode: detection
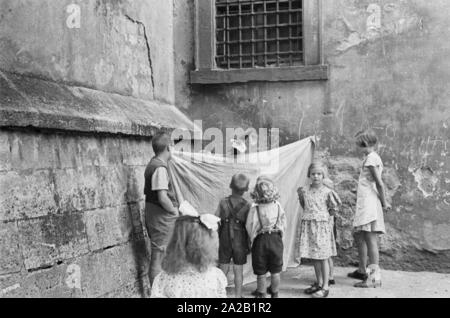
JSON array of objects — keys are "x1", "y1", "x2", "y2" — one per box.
[{"x1": 298, "y1": 161, "x2": 341, "y2": 298}]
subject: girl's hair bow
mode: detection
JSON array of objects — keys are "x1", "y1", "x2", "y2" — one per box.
[{"x1": 179, "y1": 200, "x2": 220, "y2": 232}]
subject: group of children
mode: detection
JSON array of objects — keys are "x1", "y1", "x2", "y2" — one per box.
[{"x1": 149, "y1": 129, "x2": 391, "y2": 298}]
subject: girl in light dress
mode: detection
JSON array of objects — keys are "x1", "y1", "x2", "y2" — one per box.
[
  {"x1": 151, "y1": 214, "x2": 227, "y2": 298},
  {"x1": 298, "y1": 162, "x2": 342, "y2": 298},
  {"x1": 350, "y1": 129, "x2": 391, "y2": 288}
]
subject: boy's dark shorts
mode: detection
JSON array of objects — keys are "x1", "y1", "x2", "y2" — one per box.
[
  {"x1": 219, "y1": 244, "x2": 248, "y2": 266},
  {"x1": 251, "y1": 232, "x2": 283, "y2": 276}
]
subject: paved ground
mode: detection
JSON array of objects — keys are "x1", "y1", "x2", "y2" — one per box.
[{"x1": 227, "y1": 266, "x2": 450, "y2": 298}]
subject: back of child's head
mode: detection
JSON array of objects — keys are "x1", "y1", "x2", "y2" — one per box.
[
  {"x1": 230, "y1": 173, "x2": 250, "y2": 193},
  {"x1": 355, "y1": 129, "x2": 378, "y2": 148},
  {"x1": 251, "y1": 177, "x2": 280, "y2": 204},
  {"x1": 162, "y1": 216, "x2": 218, "y2": 275},
  {"x1": 152, "y1": 131, "x2": 172, "y2": 155}
]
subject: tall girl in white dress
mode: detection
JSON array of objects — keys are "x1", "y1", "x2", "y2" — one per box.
[{"x1": 351, "y1": 130, "x2": 392, "y2": 288}]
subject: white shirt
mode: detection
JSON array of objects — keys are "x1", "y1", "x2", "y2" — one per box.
[{"x1": 151, "y1": 167, "x2": 169, "y2": 191}]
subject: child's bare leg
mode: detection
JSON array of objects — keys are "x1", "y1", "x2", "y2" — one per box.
[
  {"x1": 270, "y1": 273, "x2": 281, "y2": 294},
  {"x1": 355, "y1": 232, "x2": 368, "y2": 273},
  {"x1": 313, "y1": 261, "x2": 323, "y2": 286},
  {"x1": 256, "y1": 275, "x2": 267, "y2": 294},
  {"x1": 233, "y1": 265, "x2": 244, "y2": 298},
  {"x1": 219, "y1": 264, "x2": 230, "y2": 276},
  {"x1": 365, "y1": 232, "x2": 379, "y2": 266},
  {"x1": 321, "y1": 259, "x2": 330, "y2": 290},
  {"x1": 328, "y1": 258, "x2": 334, "y2": 280}
]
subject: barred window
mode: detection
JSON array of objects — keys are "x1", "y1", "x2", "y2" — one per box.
[
  {"x1": 191, "y1": 0, "x2": 327, "y2": 84},
  {"x1": 215, "y1": 0, "x2": 303, "y2": 69}
]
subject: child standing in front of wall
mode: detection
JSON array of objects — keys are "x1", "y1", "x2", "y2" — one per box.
[
  {"x1": 246, "y1": 177, "x2": 287, "y2": 299},
  {"x1": 349, "y1": 129, "x2": 391, "y2": 288},
  {"x1": 216, "y1": 174, "x2": 252, "y2": 298},
  {"x1": 297, "y1": 162, "x2": 342, "y2": 298}
]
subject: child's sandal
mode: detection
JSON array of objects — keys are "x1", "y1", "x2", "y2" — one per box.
[
  {"x1": 304, "y1": 283, "x2": 321, "y2": 295},
  {"x1": 354, "y1": 280, "x2": 382, "y2": 288},
  {"x1": 312, "y1": 289, "x2": 329, "y2": 298}
]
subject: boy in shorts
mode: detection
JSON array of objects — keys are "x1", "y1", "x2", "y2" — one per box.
[{"x1": 216, "y1": 174, "x2": 251, "y2": 298}]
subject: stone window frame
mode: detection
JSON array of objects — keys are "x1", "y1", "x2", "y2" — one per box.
[{"x1": 190, "y1": 0, "x2": 328, "y2": 84}]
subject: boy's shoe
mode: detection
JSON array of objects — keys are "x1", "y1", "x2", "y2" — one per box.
[
  {"x1": 267, "y1": 286, "x2": 280, "y2": 298},
  {"x1": 312, "y1": 289, "x2": 329, "y2": 298},
  {"x1": 254, "y1": 291, "x2": 267, "y2": 298},
  {"x1": 251, "y1": 286, "x2": 273, "y2": 296},
  {"x1": 304, "y1": 283, "x2": 321, "y2": 295},
  {"x1": 347, "y1": 270, "x2": 368, "y2": 280}
]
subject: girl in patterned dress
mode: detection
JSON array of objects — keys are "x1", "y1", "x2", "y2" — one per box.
[
  {"x1": 297, "y1": 162, "x2": 342, "y2": 298},
  {"x1": 151, "y1": 214, "x2": 227, "y2": 298}
]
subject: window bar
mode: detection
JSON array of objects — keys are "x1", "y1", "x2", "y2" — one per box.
[
  {"x1": 264, "y1": 0, "x2": 267, "y2": 67},
  {"x1": 251, "y1": 4, "x2": 255, "y2": 68},
  {"x1": 239, "y1": 2, "x2": 242, "y2": 69},
  {"x1": 289, "y1": 0, "x2": 293, "y2": 66},
  {"x1": 276, "y1": 0, "x2": 280, "y2": 67},
  {"x1": 226, "y1": 0, "x2": 231, "y2": 69},
  {"x1": 223, "y1": 14, "x2": 227, "y2": 68}
]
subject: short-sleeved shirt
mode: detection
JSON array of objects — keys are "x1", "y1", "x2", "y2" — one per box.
[
  {"x1": 354, "y1": 152, "x2": 384, "y2": 227},
  {"x1": 246, "y1": 201, "x2": 287, "y2": 245},
  {"x1": 151, "y1": 167, "x2": 169, "y2": 191}
]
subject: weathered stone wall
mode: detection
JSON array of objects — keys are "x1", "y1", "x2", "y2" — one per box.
[
  {"x1": 0, "y1": 129, "x2": 153, "y2": 297},
  {"x1": 0, "y1": 0, "x2": 184, "y2": 297},
  {"x1": 0, "y1": 0, "x2": 175, "y2": 104},
  {"x1": 175, "y1": 0, "x2": 450, "y2": 272}
]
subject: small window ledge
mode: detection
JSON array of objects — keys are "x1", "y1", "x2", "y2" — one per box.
[{"x1": 190, "y1": 65, "x2": 329, "y2": 84}]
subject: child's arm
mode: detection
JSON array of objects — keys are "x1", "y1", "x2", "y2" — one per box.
[
  {"x1": 278, "y1": 203, "x2": 288, "y2": 236},
  {"x1": 368, "y1": 166, "x2": 391, "y2": 212},
  {"x1": 327, "y1": 191, "x2": 342, "y2": 217},
  {"x1": 157, "y1": 190, "x2": 178, "y2": 214},
  {"x1": 214, "y1": 202, "x2": 222, "y2": 217},
  {"x1": 245, "y1": 206, "x2": 255, "y2": 238},
  {"x1": 297, "y1": 187, "x2": 305, "y2": 209}
]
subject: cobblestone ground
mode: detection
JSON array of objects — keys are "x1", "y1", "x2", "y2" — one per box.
[{"x1": 228, "y1": 266, "x2": 450, "y2": 298}]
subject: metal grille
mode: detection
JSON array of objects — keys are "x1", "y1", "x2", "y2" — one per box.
[{"x1": 215, "y1": 0, "x2": 303, "y2": 69}]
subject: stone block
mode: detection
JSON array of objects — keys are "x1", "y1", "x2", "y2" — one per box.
[
  {"x1": 54, "y1": 136, "x2": 83, "y2": 169},
  {"x1": 125, "y1": 166, "x2": 145, "y2": 203},
  {"x1": 79, "y1": 243, "x2": 149, "y2": 298},
  {"x1": 84, "y1": 206, "x2": 133, "y2": 251},
  {"x1": 0, "y1": 273, "x2": 24, "y2": 298},
  {"x1": 18, "y1": 213, "x2": 89, "y2": 270},
  {"x1": 0, "y1": 222, "x2": 23, "y2": 275},
  {"x1": 0, "y1": 170, "x2": 57, "y2": 221},
  {"x1": 54, "y1": 166, "x2": 128, "y2": 213},
  {"x1": 77, "y1": 136, "x2": 123, "y2": 168},
  {"x1": 98, "y1": 277, "x2": 151, "y2": 298},
  {"x1": 0, "y1": 133, "x2": 11, "y2": 172},
  {"x1": 9, "y1": 132, "x2": 58, "y2": 171},
  {"x1": 20, "y1": 263, "x2": 83, "y2": 298},
  {"x1": 122, "y1": 138, "x2": 154, "y2": 167}
]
